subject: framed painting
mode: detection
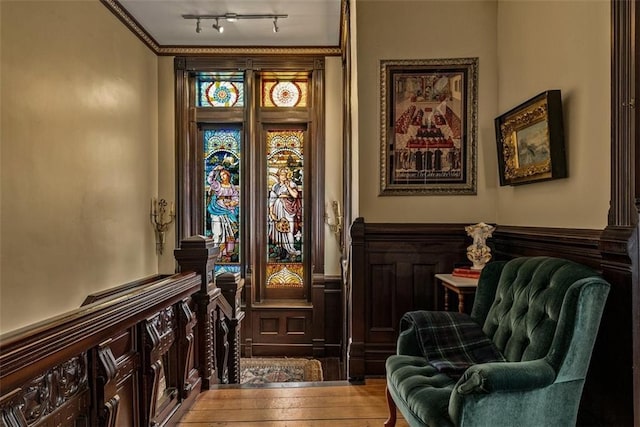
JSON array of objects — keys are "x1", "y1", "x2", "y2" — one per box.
[
  {"x1": 495, "y1": 90, "x2": 566, "y2": 186},
  {"x1": 380, "y1": 57, "x2": 478, "y2": 195}
]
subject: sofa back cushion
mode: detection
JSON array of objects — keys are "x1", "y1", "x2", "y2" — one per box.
[{"x1": 481, "y1": 257, "x2": 599, "y2": 362}]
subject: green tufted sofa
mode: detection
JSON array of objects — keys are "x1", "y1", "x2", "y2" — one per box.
[{"x1": 384, "y1": 256, "x2": 610, "y2": 427}]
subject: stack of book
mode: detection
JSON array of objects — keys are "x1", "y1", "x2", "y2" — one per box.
[{"x1": 452, "y1": 266, "x2": 481, "y2": 279}]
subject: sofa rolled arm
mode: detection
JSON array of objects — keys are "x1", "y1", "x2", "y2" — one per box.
[
  {"x1": 453, "y1": 359, "x2": 556, "y2": 396},
  {"x1": 396, "y1": 324, "x2": 423, "y2": 356},
  {"x1": 448, "y1": 360, "x2": 557, "y2": 426}
]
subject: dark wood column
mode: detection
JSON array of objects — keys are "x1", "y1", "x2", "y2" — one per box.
[
  {"x1": 174, "y1": 236, "x2": 222, "y2": 389},
  {"x1": 591, "y1": 1, "x2": 639, "y2": 426},
  {"x1": 216, "y1": 273, "x2": 246, "y2": 384}
]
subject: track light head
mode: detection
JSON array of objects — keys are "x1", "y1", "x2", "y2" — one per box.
[
  {"x1": 212, "y1": 18, "x2": 224, "y2": 33},
  {"x1": 196, "y1": 18, "x2": 202, "y2": 33},
  {"x1": 272, "y1": 17, "x2": 279, "y2": 33}
]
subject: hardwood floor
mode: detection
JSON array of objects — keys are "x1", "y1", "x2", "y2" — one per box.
[{"x1": 177, "y1": 378, "x2": 410, "y2": 426}]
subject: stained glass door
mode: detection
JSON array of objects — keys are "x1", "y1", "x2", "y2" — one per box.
[
  {"x1": 203, "y1": 128, "x2": 242, "y2": 276},
  {"x1": 265, "y1": 129, "x2": 305, "y2": 297},
  {"x1": 178, "y1": 56, "x2": 330, "y2": 361},
  {"x1": 188, "y1": 67, "x2": 317, "y2": 302}
]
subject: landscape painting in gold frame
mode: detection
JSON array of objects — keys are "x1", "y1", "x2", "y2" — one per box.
[{"x1": 495, "y1": 90, "x2": 566, "y2": 186}]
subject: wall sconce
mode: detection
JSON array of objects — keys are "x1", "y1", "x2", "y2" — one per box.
[
  {"x1": 324, "y1": 200, "x2": 343, "y2": 236},
  {"x1": 150, "y1": 198, "x2": 175, "y2": 255}
]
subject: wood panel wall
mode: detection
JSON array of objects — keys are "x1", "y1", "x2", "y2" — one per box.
[
  {"x1": 349, "y1": 218, "x2": 469, "y2": 379},
  {"x1": 349, "y1": 218, "x2": 635, "y2": 426}
]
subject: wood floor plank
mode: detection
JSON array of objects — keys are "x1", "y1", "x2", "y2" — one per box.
[
  {"x1": 190, "y1": 394, "x2": 387, "y2": 410},
  {"x1": 177, "y1": 379, "x2": 409, "y2": 426},
  {"x1": 177, "y1": 420, "x2": 410, "y2": 426},
  {"x1": 177, "y1": 420, "x2": 410, "y2": 427}
]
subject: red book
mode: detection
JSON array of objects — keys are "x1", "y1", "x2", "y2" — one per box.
[{"x1": 452, "y1": 267, "x2": 481, "y2": 278}]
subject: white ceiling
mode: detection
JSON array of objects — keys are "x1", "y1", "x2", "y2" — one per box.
[{"x1": 117, "y1": 0, "x2": 343, "y2": 47}]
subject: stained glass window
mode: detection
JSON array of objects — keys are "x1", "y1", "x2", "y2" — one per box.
[
  {"x1": 203, "y1": 128, "x2": 242, "y2": 275},
  {"x1": 265, "y1": 130, "x2": 304, "y2": 288},
  {"x1": 197, "y1": 73, "x2": 244, "y2": 107},
  {"x1": 261, "y1": 72, "x2": 309, "y2": 108}
]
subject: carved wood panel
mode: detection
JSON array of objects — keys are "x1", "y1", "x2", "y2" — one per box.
[
  {"x1": 0, "y1": 354, "x2": 89, "y2": 427},
  {"x1": 141, "y1": 306, "x2": 178, "y2": 427},
  {"x1": 0, "y1": 272, "x2": 203, "y2": 427},
  {"x1": 94, "y1": 328, "x2": 140, "y2": 427},
  {"x1": 177, "y1": 298, "x2": 200, "y2": 400}
]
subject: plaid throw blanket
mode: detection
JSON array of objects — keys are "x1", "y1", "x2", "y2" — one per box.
[{"x1": 401, "y1": 311, "x2": 505, "y2": 377}]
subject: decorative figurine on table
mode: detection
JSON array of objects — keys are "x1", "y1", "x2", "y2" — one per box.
[{"x1": 465, "y1": 222, "x2": 495, "y2": 270}]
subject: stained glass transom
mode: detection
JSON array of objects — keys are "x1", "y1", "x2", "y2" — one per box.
[
  {"x1": 203, "y1": 129, "x2": 241, "y2": 269},
  {"x1": 266, "y1": 130, "x2": 304, "y2": 288},
  {"x1": 197, "y1": 74, "x2": 244, "y2": 107},
  {"x1": 262, "y1": 80, "x2": 308, "y2": 107},
  {"x1": 266, "y1": 264, "x2": 304, "y2": 288}
]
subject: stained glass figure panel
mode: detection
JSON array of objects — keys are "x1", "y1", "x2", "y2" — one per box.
[
  {"x1": 266, "y1": 129, "x2": 304, "y2": 288},
  {"x1": 261, "y1": 76, "x2": 308, "y2": 108},
  {"x1": 204, "y1": 128, "x2": 241, "y2": 269},
  {"x1": 197, "y1": 72, "x2": 244, "y2": 107}
]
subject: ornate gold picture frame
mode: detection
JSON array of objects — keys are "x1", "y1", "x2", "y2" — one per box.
[
  {"x1": 495, "y1": 90, "x2": 566, "y2": 186},
  {"x1": 380, "y1": 58, "x2": 478, "y2": 195}
]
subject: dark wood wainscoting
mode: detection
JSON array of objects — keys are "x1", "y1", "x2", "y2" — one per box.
[
  {"x1": 492, "y1": 225, "x2": 602, "y2": 268},
  {"x1": 349, "y1": 219, "x2": 636, "y2": 425},
  {"x1": 349, "y1": 218, "x2": 469, "y2": 379}
]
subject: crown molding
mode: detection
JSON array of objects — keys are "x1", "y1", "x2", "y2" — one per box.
[{"x1": 100, "y1": 0, "x2": 344, "y2": 57}]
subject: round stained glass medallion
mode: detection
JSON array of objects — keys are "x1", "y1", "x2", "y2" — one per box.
[
  {"x1": 270, "y1": 82, "x2": 301, "y2": 107},
  {"x1": 206, "y1": 81, "x2": 239, "y2": 107}
]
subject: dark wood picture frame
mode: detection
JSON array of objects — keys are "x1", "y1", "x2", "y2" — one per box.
[
  {"x1": 495, "y1": 90, "x2": 566, "y2": 186},
  {"x1": 380, "y1": 58, "x2": 478, "y2": 195}
]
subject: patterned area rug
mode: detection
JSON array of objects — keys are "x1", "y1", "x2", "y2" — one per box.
[{"x1": 240, "y1": 358, "x2": 324, "y2": 384}]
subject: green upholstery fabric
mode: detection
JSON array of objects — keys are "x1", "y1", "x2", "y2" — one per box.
[
  {"x1": 385, "y1": 256, "x2": 610, "y2": 427},
  {"x1": 386, "y1": 356, "x2": 457, "y2": 427}
]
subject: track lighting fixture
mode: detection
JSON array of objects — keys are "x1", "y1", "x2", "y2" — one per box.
[
  {"x1": 225, "y1": 13, "x2": 239, "y2": 22},
  {"x1": 212, "y1": 18, "x2": 224, "y2": 33},
  {"x1": 183, "y1": 13, "x2": 288, "y2": 34}
]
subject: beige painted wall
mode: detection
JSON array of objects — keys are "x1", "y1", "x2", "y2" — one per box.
[
  {"x1": 356, "y1": 0, "x2": 499, "y2": 223},
  {"x1": 324, "y1": 56, "x2": 344, "y2": 275},
  {"x1": 157, "y1": 56, "x2": 177, "y2": 274},
  {"x1": 0, "y1": 1, "x2": 159, "y2": 333},
  {"x1": 496, "y1": 0, "x2": 610, "y2": 229},
  {"x1": 356, "y1": 0, "x2": 610, "y2": 229}
]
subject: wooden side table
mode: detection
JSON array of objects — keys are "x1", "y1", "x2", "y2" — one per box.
[{"x1": 435, "y1": 273, "x2": 479, "y2": 313}]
